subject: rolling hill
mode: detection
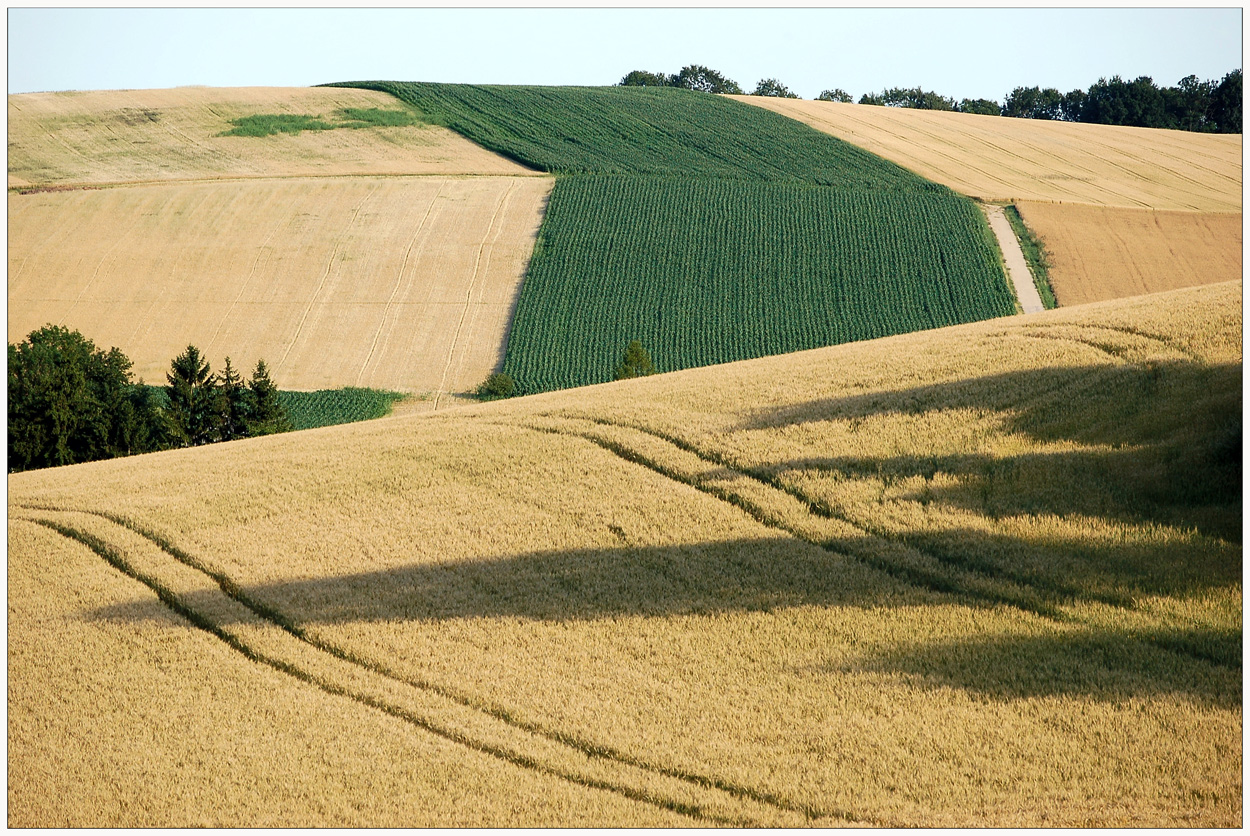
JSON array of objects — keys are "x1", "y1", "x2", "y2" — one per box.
[
  {"x1": 10, "y1": 279, "x2": 1240, "y2": 827},
  {"x1": 336, "y1": 82, "x2": 1016, "y2": 392},
  {"x1": 8, "y1": 86, "x2": 552, "y2": 400}
]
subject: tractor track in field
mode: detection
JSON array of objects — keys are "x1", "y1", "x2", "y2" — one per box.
[
  {"x1": 10, "y1": 502, "x2": 850, "y2": 828},
  {"x1": 513, "y1": 412, "x2": 1241, "y2": 674}
]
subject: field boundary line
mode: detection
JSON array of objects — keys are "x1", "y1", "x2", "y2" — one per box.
[
  {"x1": 432, "y1": 179, "x2": 516, "y2": 410},
  {"x1": 11, "y1": 502, "x2": 837, "y2": 827}
]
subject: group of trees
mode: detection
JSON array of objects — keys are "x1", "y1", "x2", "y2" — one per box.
[
  {"x1": 621, "y1": 64, "x2": 1242, "y2": 133},
  {"x1": 620, "y1": 65, "x2": 799, "y2": 98},
  {"x1": 9, "y1": 325, "x2": 291, "y2": 472},
  {"x1": 855, "y1": 70, "x2": 1242, "y2": 133}
]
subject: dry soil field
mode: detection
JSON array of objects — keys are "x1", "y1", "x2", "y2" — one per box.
[
  {"x1": 8, "y1": 87, "x2": 552, "y2": 399},
  {"x1": 738, "y1": 96, "x2": 1242, "y2": 304},
  {"x1": 1015, "y1": 202, "x2": 1243, "y2": 305},
  {"x1": 11, "y1": 280, "x2": 1240, "y2": 827}
]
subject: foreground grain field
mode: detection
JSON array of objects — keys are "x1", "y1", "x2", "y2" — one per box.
[
  {"x1": 736, "y1": 97, "x2": 1242, "y2": 307},
  {"x1": 1015, "y1": 202, "x2": 1242, "y2": 305},
  {"x1": 8, "y1": 87, "x2": 552, "y2": 398},
  {"x1": 11, "y1": 280, "x2": 1240, "y2": 827}
]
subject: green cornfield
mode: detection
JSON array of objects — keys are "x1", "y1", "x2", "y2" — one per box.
[
  {"x1": 146, "y1": 385, "x2": 407, "y2": 432},
  {"x1": 331, "y1": 81, "x2": 1016, "y2": 393}
]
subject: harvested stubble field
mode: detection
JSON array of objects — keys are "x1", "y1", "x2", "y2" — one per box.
[
  {"x1": 9, "y1": 175, "x2": 551, "y2": 393},
  {"x1": 10, "y1": 280, "x2": 1240, "y2": 827},
  {"x1": 7, "y1": 86, "x2": 539, "y2": 186},
  {"x1": 8, "y1": 87, "x2": 552, "y2": 398},
  {"x1": 736, "y1": 96, "x2": 1241, "y2": 211},
  {"x1": 737, "y1": 96, "x2": 1242, "y2": 307},
  {"x1": 1014, "y1": 202, "x2": 1242, "y2": 305}
]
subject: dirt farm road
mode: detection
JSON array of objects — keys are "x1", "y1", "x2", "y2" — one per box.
[{"x1": 983, "y1": 204, "x2": 1046, "y2": 314}]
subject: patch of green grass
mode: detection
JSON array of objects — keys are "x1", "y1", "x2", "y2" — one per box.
[
  {"x1": 219, "y1": 108, "x2": 424, "y2": 138},
  {"x1": 218, "y1": 114, "x2": 338, "y2": 137},
  {"x1": 1004, "y1": 204, "x2": 1058, "y2": 309}
]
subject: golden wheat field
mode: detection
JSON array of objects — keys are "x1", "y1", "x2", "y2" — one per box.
[
  {"x1": 8, "y1": 87, "x2": 552, "y2": 398},
  {"x1": 736, "y1": 96, "x2": 1242, "y2": 211},
  {"x1": 1015, "y1": 202, "x2": 1243, "y2": 306},
  {"x1": 735, "y1": 97, "x2": 1242, "y2": 308},
  {"x1": 10, "y1": 280, "x2": 1241, "y2": 827}
]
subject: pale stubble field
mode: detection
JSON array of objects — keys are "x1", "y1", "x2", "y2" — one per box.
[
  {"x1": 9, "y1": 175, "x2": 552, "y2": 393},
  {"x1": 8, "y1": 86, "x2": 552, "y2": 398}
]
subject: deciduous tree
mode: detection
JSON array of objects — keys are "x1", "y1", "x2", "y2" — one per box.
[
  {"x1": 670, "y1": 65, "x2": 743, "y2": 95},
  {"x1": 752, "y1": 78, "x2": 799, "y2": 98},
  {"x1": 817, "y1": 88, "x2": 853, "y2": 103},
  {"x1": 619, "y1": 70, "x2": 670, "y2": 87}
]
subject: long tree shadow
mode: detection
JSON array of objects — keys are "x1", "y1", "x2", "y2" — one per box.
[
  {"x1": 84, "y1": 528, "x2": 1239, "y2": 707},
  {"x1": 735, "y1": 358, "x2": 1242, "y2": 543},
  {"x1": 828, "y1": 624, "x2": 1241, "y2": 709}
]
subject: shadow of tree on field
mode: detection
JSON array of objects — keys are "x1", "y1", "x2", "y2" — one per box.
[
  {"x1": 86, "y1": 526, "x2": 1240, "y2": 707},
  {"x1": 824, "y1": 624, "x2": 1241, "y2": 709},
  {"x1": 735, "y1": 359, "x2": 1242, "y2": 543},
  {"x1": 77, "y1": 355, "x2": 1242, "y2": 709}
]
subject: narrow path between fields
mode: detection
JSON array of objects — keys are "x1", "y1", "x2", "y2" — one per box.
[{"x1": 982, "y1": 203, "x2": 1045, "y2": 314}]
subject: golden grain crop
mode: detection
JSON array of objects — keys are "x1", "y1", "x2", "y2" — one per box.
[
  {"x1": 5, "y1": 517, "x2": 699, "y2": 828},
  {"x1": 10, "y1": 280, "x2": 1240, "y2": 827},
  {"x1": 735, "y1": 96, "x2": 1242, "y2": 212},
  {"x1": 1015, "y1": 202, "x2": 1242, "y2": 306}
]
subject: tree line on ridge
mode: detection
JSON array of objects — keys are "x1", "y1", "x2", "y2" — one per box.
[{"x1": 620, "y1": 64, "x2": 1242, "y2": 133}]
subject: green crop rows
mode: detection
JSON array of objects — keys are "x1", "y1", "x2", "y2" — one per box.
[
  {"x1": 278, "y1": 388, "x2": 408, "y2": 430},
  {"x1": 331, "y1": 81, "x2": 1016, "y2": 393},
  {"x1": 146, "y1": 385, "x2": 407, "y2": 431}
]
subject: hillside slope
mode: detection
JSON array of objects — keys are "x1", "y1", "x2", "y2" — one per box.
[
  {"x1": 342, "y1": 82, "x2": 1016, "y2": 392},
  {"x1": 11, "y1": 280, "x2": 1240, "y2": 827},
  {"x1": 739, "y1": 97, "x2": 1242, "y2": 305},
  {"x1": 8, "y1": 87, "x2": 552, "y2": 399}
]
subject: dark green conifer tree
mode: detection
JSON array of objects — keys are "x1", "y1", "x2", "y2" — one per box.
[
  {"x1": 246, "y1": 359, "x2": 293, "y2": 436},
  {"x1": 217, "y1": 356, "x2": 250, "y2": 442},
  {"x1": 613, "y1": 340, "x2": 657, "y2": 380},
  {"x1": 165, "y1": 345, "x2": 219, "y2": 446}
]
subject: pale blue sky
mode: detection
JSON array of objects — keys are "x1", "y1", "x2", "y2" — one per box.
[{"x1": 7, "y1": 7, "x2": 1243, "y2": 103}]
